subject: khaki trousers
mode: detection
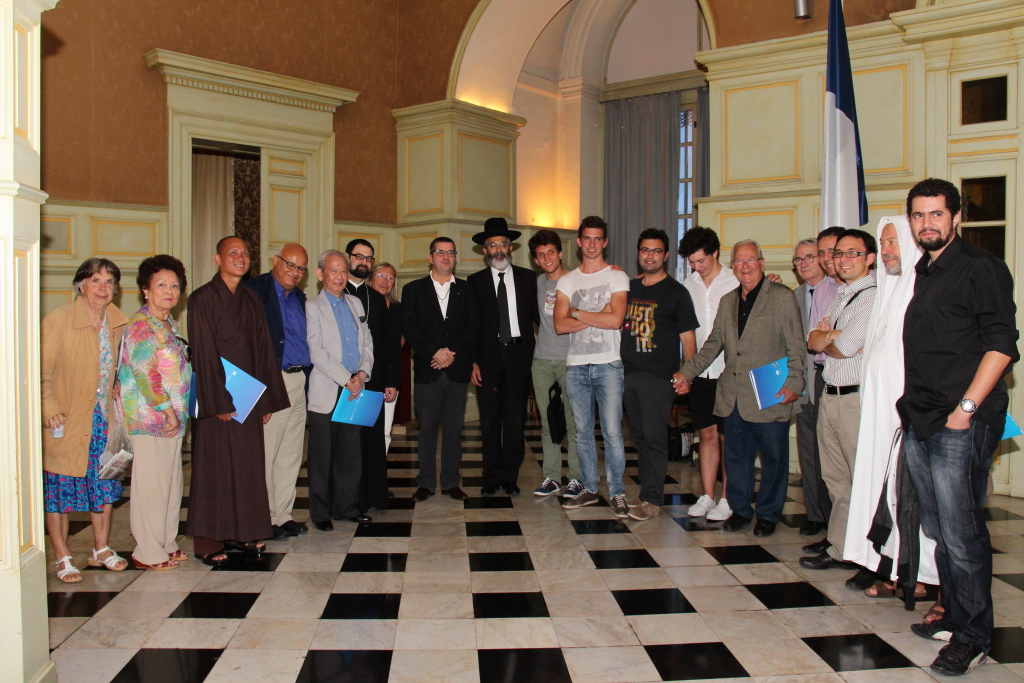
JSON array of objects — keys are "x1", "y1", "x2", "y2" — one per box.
[
  {"x1": 816, "y1": 391, "x2": 861, "y2": 560},
  {"x1": 263, "y1": 371, "x2": 308, "y2": 526},
  {"x1": 128, "y1": 434, "x2": 184, "y2": 565}
]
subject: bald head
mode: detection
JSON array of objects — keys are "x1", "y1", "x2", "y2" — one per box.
[
  {"x1": 214, "y1": 236, "x2": 251, "y2": 281},
  {"x1": 271, "y1": 243, "x2": 309, "y2": 292},
  {"x1": 217, "y1": 235, "x2": 246, "y2": 257}
]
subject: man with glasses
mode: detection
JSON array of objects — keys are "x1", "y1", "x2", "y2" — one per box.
[
  {"x1": 243, "y1": 243, "x2": 311, "y2": 539},
  {"x1": 344, "y1": 239, "x2": 399, "y2": 512},
  {"x1": 621, "y1": 228, "x2": 698, "y2": 520},
  {"x1": 468, "y1": 218, "x2": 539, "y2": 496},
  {"x1": 802, "y1": 229, "x2": 877, "y2": 578},
  {"x1": 676, "y1": 240, "x2": 804, "y2": 537},
  {"x1": 401, "y1": 237, "x2": 480, "y2": 501}
]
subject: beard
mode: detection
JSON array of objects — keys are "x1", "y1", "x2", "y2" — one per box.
[
  {"x1": 883, "y1": 257, "x2": 901, "y2": 276},
  {"x1": 916, "y1": 229, "x2": 953, "y2": 252},
  {"x1": 486, "y1": 252, "x2": 509, "y2": 269},
  {"x1": 351, "y1": 264, "x2": 370, "y2": 279}
]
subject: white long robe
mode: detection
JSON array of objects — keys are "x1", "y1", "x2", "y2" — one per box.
[{"x1": 843, "y1": 215, "x2": 938, "y2": 584}]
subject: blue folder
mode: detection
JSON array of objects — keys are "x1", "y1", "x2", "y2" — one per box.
[
  {"x1": 332, "y1": 388, "x2": 385, "y2": 427},
  {"x1": 1002, "y1": 413, "x2": 1022, "y2": 440},
  {"x1": 749, "y1": 357, "x2": 789, "y2": 410},
  {"x1": 189, "y1": 359, "x2": 267, "y2": 424}
]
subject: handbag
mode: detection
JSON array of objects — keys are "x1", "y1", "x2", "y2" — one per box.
[
  {"x1": 547, "y1": 381, "x2": 568, "y2": 445},
  {"x1": 99, "y1": 337, "x2": 133, "y2": 480}
]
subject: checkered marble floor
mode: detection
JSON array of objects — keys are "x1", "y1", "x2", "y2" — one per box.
[{"x1": 45, "y1": 420, "x2": 1024, "y2": 683}]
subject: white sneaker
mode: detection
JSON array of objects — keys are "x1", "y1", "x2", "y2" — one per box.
[
  {"x1": 706, "y1": 498, "x2": 733, "y2": 521},
  {"x1": 687, "y1": 494, "x2": 715, "y2": 518}
]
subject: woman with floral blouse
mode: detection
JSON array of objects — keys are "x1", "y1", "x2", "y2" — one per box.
[{"x1": 118, "y1": 255, "x2": 192, "y2": 570}]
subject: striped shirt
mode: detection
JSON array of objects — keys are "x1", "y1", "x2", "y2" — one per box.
[{"x1": 818, "y1": 274, "x2": 876, "y2": 387}]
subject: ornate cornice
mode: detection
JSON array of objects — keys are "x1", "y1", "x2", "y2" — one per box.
[{"x1": 145, "y1": 49, "x2": 360, "y2": 113}]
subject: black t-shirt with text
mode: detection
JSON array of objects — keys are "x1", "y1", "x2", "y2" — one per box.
[{"x1": 621, "y1": 276, "x2": 699, "y2": 379}]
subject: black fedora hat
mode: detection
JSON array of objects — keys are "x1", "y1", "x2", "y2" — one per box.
[{"x1": 472, "y1": 217, "x2": 522, "y2": 245}]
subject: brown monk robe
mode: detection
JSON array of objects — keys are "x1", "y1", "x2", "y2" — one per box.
[{"x1": 186, "y1": 237, "x2": 289, "y2": 564}]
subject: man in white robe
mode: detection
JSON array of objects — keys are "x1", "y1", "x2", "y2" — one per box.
[{"x1": 844, "y1": 215, "x2": 938, "y2": 589}]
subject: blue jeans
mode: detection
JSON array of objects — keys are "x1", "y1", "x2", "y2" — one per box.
[
  {"x1": 565, "y1": 362, "x2": 626, "y2": 497},
  {"x1": 723, "y1": 406, "x2": 790, "y2": 523},
  {"x1": 904, "y1": 422, "x2": 997, "y2": 651}
]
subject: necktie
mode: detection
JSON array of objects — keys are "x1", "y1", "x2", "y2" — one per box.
[{"x1": 497, "y1": 272, "x2": 512, "y2": 343}]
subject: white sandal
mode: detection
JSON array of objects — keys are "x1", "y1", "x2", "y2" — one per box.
[
  {"x1": 55, "y1": 556, "x2": 82, "y2": 583},
  {"x1": 87, "y1": 546, "x2": 128, "y2": 571}
]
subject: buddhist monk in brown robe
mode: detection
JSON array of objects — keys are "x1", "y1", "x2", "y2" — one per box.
[{"x1": 187, "y1": 236, "x2": 290, "y2": 565}]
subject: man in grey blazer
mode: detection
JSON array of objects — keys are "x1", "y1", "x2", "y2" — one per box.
[
  {"x1": 306, "y1": 250, "x2": 375, "y2": 530},
  {"x1": 677, "y1": 240, "x2": 805, "y2": 538}
]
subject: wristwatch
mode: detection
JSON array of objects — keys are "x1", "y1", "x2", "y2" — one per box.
[
  {"x1": 571, "y1": 309, "x2": 580, "y2": 319},
  {"x1": 959, "y1": 398, "x2": 978, "y2": 414}
]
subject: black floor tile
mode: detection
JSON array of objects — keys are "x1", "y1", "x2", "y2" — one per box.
[
  {"x1": 111, "y1": 648, "x2": 223, "y2": 683},
  {"x1": 612, "y1": 588, "x2": 696, "y2": 615},
  {"x1": 779, "y1": 513, "x2": 809, "y2": 529},
  {"x1": 663, "y1": 493, "x2": 699, "y2": 506},
  {"x1": 571, "y1": 519, "x2": 631, "y2": 534},
  {"x1": 296, "y1": 650, "x2": 393, "y2": 683},
  {"x1": 387, "y1": 477, "x2": 419, "y2": 487},
  {"x1": 477, "y1": 648, "x2": 571, "y2": 683},
  {"x1": 387, "y1": 498, "x2": 417, "y2": 510},
  {"x1": 47, "y1": 591, "x2": 119, "y2": 618},
  {"x1": 341, "y1": 553, "x2": 408, "y2": 572},
  {"x1": 210, "y1": 552, "x2": 286, "y2": 572},
  {"x1": 672, "y1": 517, "x2": 724, "y2": 532},
  {"x1": 388, "y1": 446, "x2": 418, "y2": 453},
  {"x1": 469, "y1": 552, "x2": 534, "y2": 571},
  {"x1": 745, "y1": 582, "x2": 834, "y2": 610},
  {"x1": 645, "y1": 642, "x2": 749, "y2": 680},
  {"x1": 354, "y1": 522, "x2": 413, "y2": 537},
  {"x1": 170, "y1": 592, "x2": 259, "y2": 619},
  {"x1": 802, "y1": 633, "x2": 915, "y2": 671},
  {"x1": 465, "y1": 497, "x2": 515, "y2": 509},
  {"x1": 466, "y1": 521, "x2": 523, "y2": 536},
  {"x1": 587, "y1": 549, "x2": 660, "y2": 569},
  {"x1": 387, "y1": 461, "x2": 417, "y2": 469},
  {"x1": 630, "y1": 475, "x2": 678, "y2": 485},
  {"x1": 462, "y1": 476, "x2": 488, "y2": 487},
  {"x1": 986, "y1": 507, "x2": 1024, "y2": 521},
  {"x1": 703, "y1": 545, "x2": 779, "y2": 565},
  {"x1": 990, "y1": 626, "x2": 1024, "y2": 664},
  {"x1": 996, "y1": 574, "x2": 1024, "y2": 592},
  {"x1": 321, "y1": 593, "x2": 402, "y2": 619},
  {"x1": 624, "y1": 459, "x2": 639, "y2": 467},
  {"x1": 472, "y1": 591, "x2": 549, "y2": 618}
]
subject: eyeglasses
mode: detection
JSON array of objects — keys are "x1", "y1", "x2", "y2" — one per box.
[
  {"x1": 731, "y1": 258, "x2": 763, "y2": 266},
  {"x1": 348, "y1": 253, "x2": 375, "y2": 264},
  {"x1": 831, "y1": 249, "x2": 870, "y2": 259},
  {"x1": 639, "y1": 247, "x2": 665, "y2": 255},
  {"x1": 432, "y1": 250, "x2": 457, "y2": 257},
  {"x1": 486, "y1": 241, "x2": 510, "y2": 250},
  {"x1": 275, "y1": 256, "x2": 307, "y2": 274},
  {"x1": 792, "y1": 255, "x2": 817, "y2": 266},
  {"x1": 174, "y1": 336, "x2": 192, "y2": 363},
  {"x1": 373, "y1": 273, "x2": 396, "y2": 283}
]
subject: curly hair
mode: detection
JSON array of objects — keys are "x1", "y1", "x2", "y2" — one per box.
[
  {"x1": 907, "y1": 178, "x2": 961, "y2": 218},
  {"x1": 678, "y1": 226, "x2": 720, "y2": 259},
  {"x1": 136, "y1": 254, "x2": 187, "y2": 293}
]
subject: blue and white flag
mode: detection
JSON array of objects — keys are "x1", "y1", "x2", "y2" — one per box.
[{"x1": 820, "y1": 0, "x2": 868, "y2": 231}]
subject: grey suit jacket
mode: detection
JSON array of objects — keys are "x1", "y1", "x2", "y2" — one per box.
[
  {"x1": 794, "y1": 282, "x2": 816, "y2": 406},
  {"x1": 306, "y1": 290, "x2": 375, "y2": 414},
  {"x1": 680, "y1": 278, "x2": 805, "y2": 423}
]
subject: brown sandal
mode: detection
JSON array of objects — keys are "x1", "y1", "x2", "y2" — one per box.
[
  {"x1": 865, "y1": 580, "x2": 927, "y2": 599},
  {"x1": 133, "y1": 558, "x2": 178, "y2": 570},
  {"x1": 924, "y1": 604, "x2": 944, "y2": 623},
  {"x1": 169, "y1": 550, "x2": 189, "y2": 561}
]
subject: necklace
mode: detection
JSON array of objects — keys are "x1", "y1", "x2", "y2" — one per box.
[{"x1": 435, "y1": 286, "x2": 451, "y2": 302}]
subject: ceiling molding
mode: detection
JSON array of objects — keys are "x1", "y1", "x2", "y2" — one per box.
[
  {"x1": 891, "y1": 0, "x2": 1024, "y2": 43},
  {"x1": 601, "y1": 69, "x2": 707, "y2": 102}
]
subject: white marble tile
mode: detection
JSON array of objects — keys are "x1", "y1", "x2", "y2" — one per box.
[
  {"x1": 49, "y1": 617, "x2": 89, "y2": 648},
  {"x1": 226, "y1": 618, "x2": 318, "y2": 650},
  {"x1": 404, "y1": 552, "x2": 470, "y2": 573},
  {"x1": 403, "y1": 571, "x2": 473, "y2": 594},
  {"x1": 273, "y1": 553, "x2": 346, "y2": 573},
  {"x1": 143, "y1": 618, "x2": 240, "y2": 649},
  {"x1": 665, "y1": 564, "x2": 742, "y2": 587},
  {"x1": 466, "y1": 536, "x2": 529, "y2": 553},
  {"x1": 309, "y1": 619, "x2": 396, "y2": 649},
  {"x1": 627, "y1": 613, "x2": 720, "y2": 645},
  {"x1": 387, "y1": 649, "x2": 480, "y2": 683},
  {"x1": 529, "y1": 551, "x2": 596, "y2": 571},
  {"x1": 261, "y1": 571, "x2": 338, "y2": 594},
  {"x1": 204, "y1": 649, "x2": 307, "y2": 683},
  {"x1": 49, "y1": 647, "x2": 139, "y2": 683},
  {"x1": 398, "y1": 592, "x2": 475, "y2": 619},
  {"x1": 723, "y1": 637, "x2": 833, "y2": 677},
  {"x1": 394, "y1": 618, "x2": 477, "y2": 649},
  {"x1": 408, "y1": 536, "x2": 469, "y2": 553},
  {"x1": 772, "y1": 606, "x2": 873, "y2": 637},
  {"x1": 535, "y1": 569, "x2": 609, "y2": 592},
  {"x1": 551, "y1": 616, "x2": 640, "y2": 647},
  {"x1": 598, "y1": 568, "x2": 676, "y2": 590},
  {"x1": 192, "y1": 571, "x2": 272, "y2": 593},
  {"x1": 61, "y1": 617, "x2": 165, "y2": 649},
  {"x1": 470, "y1": 571, "x2": 540, "y2": 593},
  {"x1": 332, "y1": 571, "x2": 406, "y2": 594},
  {"x1": 681, "y1": 585, "x2": 767, "y2": 612},
  {"x1": 561, "y1": 646, "x2": 661, "y2": 683},
  {"x1": 346, "y1": 537, "x2": 410, "y2": 554},
  {"x1": 94, "y1": 591, "x2": 190, "y2": 619},
  {"x1": 475, "y1": 617, "x2": 560, "y2": 648},
  {"x1": 839, "y1": 668, "x2": 939, "y2": 683},
  {"x1": 246, "y1": 591, "x2": 330, "y2": 619},
  {"x1": 543, "y1": 590, "x2": 623, "y2": 617},
  {"x1": 842, "y1": 603, "x2": 921, "y2": 633}
]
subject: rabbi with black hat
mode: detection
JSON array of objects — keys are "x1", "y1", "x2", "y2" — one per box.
[{"x1": 467, "y1": 217, "x2": 540, "y2": 495}]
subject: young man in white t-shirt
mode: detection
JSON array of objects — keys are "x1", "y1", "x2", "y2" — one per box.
[{"x1": 554, "y1": 216, "x2": 631, "y2": 515}]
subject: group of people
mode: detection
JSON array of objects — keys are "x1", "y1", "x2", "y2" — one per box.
[{"x1": 40, "y1": 176, "x2": 1015, "y2": 677}]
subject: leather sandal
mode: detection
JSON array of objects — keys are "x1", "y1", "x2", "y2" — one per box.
[
  {"x1": 168, "y1": 550, "x2": 189, "y2": 561},
  {"x1": 133, "y1": 558, "x2": 178, "y2": 570},
  {"x1": 55, "y1": 556, "x2": 82, "y2": 583},
  {"x1": 199, "y1": 552, "x2": 230, "y2": 567},
  {"x1": 224, "y1": 540, "x2": 264, "y2": 554},
  {"x1": 87, "y1": 546, "x2": 128, "y2": 571}
]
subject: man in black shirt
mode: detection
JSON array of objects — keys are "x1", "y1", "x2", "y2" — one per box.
[
  {"x1": 898, "y1": 178, "x2": 1019, "y2": 676},
  {"x1": 621, "y1": 229, "x2": 698, "y2": 521}
]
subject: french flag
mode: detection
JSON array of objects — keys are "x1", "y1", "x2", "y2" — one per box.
[{"x1": 820, "y1": 0, "x2": 868, "y2": 231}]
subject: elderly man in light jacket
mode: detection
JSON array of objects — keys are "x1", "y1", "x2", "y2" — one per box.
[{"x1": 306, "y1": 249, "x2": 374, "y2": 531}]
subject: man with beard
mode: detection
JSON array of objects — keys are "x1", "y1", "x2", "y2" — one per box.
[
  {"x1": 621, "y1": 228, "x2": 698, "y2": 520},
  {"x1": 898, "y1": 178, "x2": 1017, "y2": 676},
  {"x1": 344, "y1": 239, "x2": 399, "y2": 512},
  {"x1": 468, "y1": 217, "x2": 539, "y2": 495}
]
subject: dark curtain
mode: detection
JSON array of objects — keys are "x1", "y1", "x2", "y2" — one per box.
[
  {"x1": 233, "y1": 158, "x2": 261, "y2": 279},
  {"x1": 695, "y1": 86, "x2": 711, "y2": 205}
]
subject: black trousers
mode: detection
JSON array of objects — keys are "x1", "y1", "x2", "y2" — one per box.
[
  {"x1": 477, "y1": 346, "x2": 532, "y2": 486},
  {"x1": 623, "y1": 371, "x2": 676, "y2": 506},
  {"x1": 795, "y1": 364, "x2": 832, "y2": 524},
  {"x1": 414, "y1": 374, "x2": 468, "y2": 491},
  {"x1": 307, "y1": 411, "x2": 362, "y2": 522},
  {"x1": 358, "y1": 405, "x2": 389, "y2": 513}
]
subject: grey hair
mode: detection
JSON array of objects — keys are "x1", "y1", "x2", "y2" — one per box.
[
  {"x1": 793, "y1": 238, "x2": 817, "y2": 254},
  {"x1": 72, "y1": 258, "x2": 121, "y2": 296},
  {"x1": 317, "y1": 249, "x2": 348, "y2": 271},
  {"x1": 731, "y1": 239, "x2": 763, "y2": 261},
  {"x1": 371, "y1": 261, "x2": 398, "y2": 303}
]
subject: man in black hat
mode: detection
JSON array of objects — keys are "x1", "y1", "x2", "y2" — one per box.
[{"x1": 468, "y1": 217, "x2": 539, "y2": 495}]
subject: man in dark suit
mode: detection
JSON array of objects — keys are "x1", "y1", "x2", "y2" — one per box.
[
  {"x1": 468, "y1": 218, "x2": 539, "y2": 496},
  {"x1": 401, "y1": 237, "x2": 480, "y2": 501},
  {"x1": 242, "y1": 243, "x2": 310, "y2": 540}
]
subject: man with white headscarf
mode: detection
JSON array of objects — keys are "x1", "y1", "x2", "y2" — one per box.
[{"x1": 843, "y1": 215, "x2": 937, "y2": 592}]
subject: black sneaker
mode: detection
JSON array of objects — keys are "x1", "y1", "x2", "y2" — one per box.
[
  {"x1": 931, "y1": 642, "x2": 987, "y2": 676},
  {"x1": 911, "y1": 621, "x2": 953, "y2": 642}
]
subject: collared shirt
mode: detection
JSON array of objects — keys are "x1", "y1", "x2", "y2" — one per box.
[
  {"x1": 491, "y1": 265, "x2": 522, "y2": 338},
  {"x1": 737, "y1": 275, "x2": 765, "y2": 338},
  {"x1": 432, "y1": 273, "x2": 454, "y2": 318},
  {"x1": 325, "y1": 290, "x2": 361, "y2": 374},
  {"x1": 899, "y1": 235, "x2": 1019, "y2": 440},
  {"x1": 819, "y1": 273, "x2": 876, "y2": 387},
  {"x1": 683, "y1": 265, "x2": 739, "y2": 379},
  {"x1": 808, "y1": 276, "x2": 841, "y2": 364},
  {"x1": 273, "y1": 277, "x2": 310, "y2": 369}
]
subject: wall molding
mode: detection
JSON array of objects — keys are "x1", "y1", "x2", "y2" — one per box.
[
  {"x1": 601, "y1": 69, "x2": 707, "y2": 102},
  {"x1": 145, "y1": 49, "x2": 360, "y2": 112}
]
